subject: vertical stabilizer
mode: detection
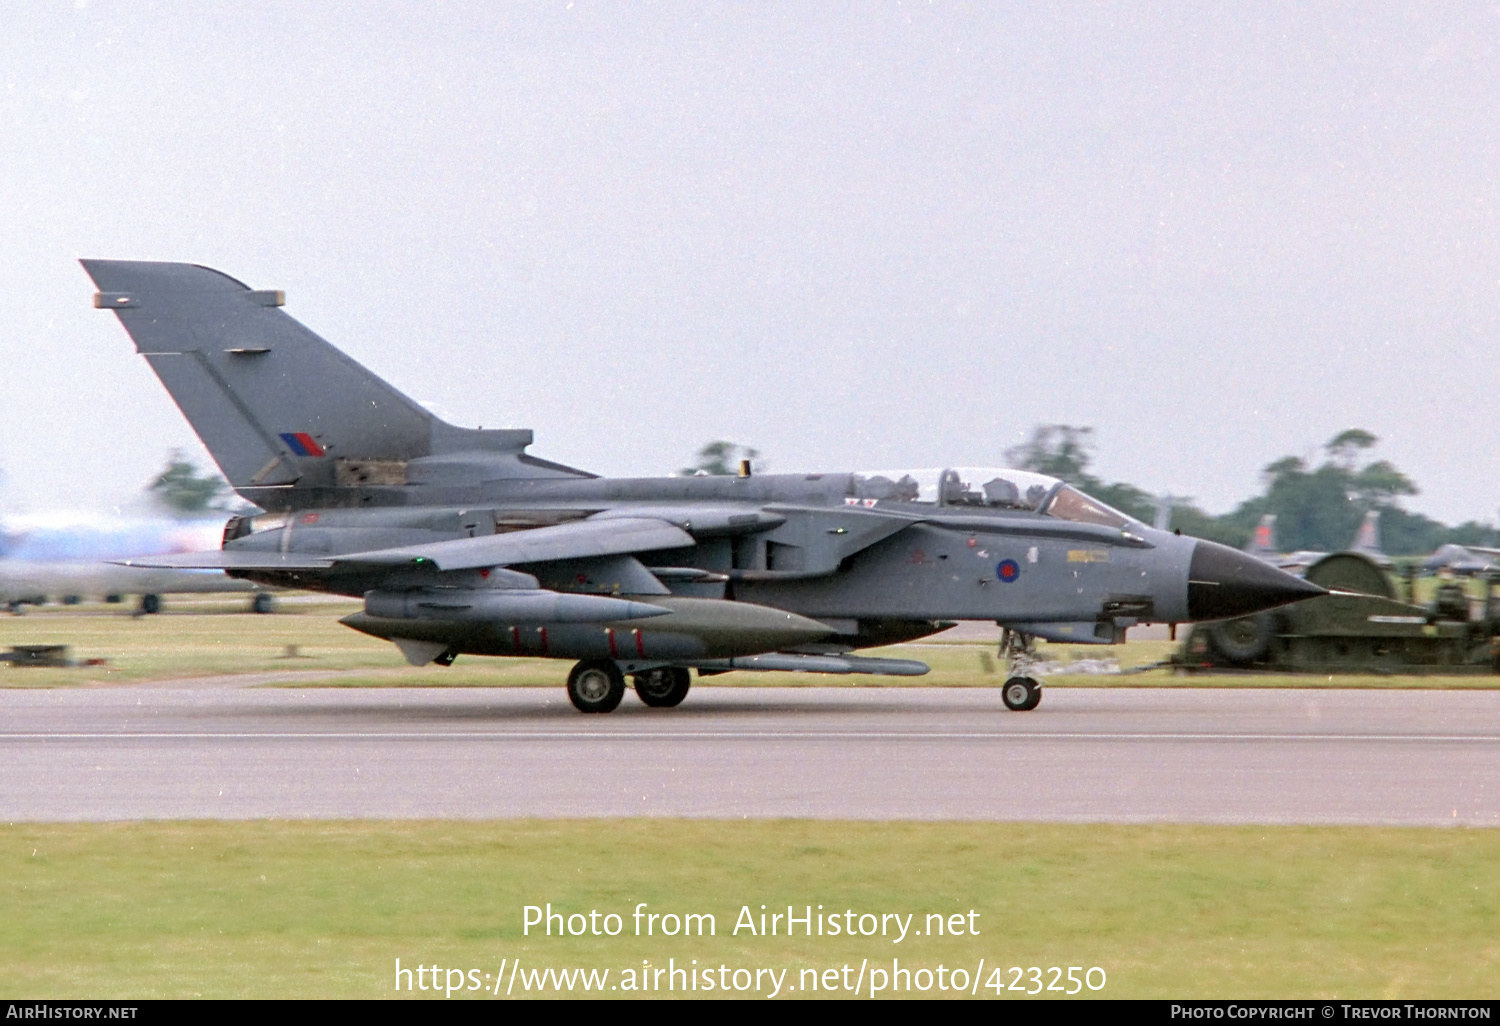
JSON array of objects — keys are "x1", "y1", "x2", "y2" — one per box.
[
  {"x1": 82, "y1": 260, "x2": 542, "y2": 504},
  {"x1": 1351, "y1": 509, "x2": 1383, "y2": 557},
  {"x1": 1245, "y1": 514, "x2": 1278, "y2": 558},
  {"x1": 1151, "y1": 496, "x2": 1171, "y2": 532}
]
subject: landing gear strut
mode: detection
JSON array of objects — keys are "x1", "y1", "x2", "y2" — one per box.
[
  {"x1": 567, "y1": 659, "x2": 626, "y2": 713},
  {"x1": 634, "y1": 667, "x2": 691, "y2": 708},
  {"x1": 999, "y1": 628, "x2": 1042, "y2": 711}
]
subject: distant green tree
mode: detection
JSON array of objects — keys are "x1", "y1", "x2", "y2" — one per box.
[
  {"x1": 1168, "y1": 504, "x2": 1252, "y2": 548},
  {"x1": 1220, "y1": 431, "x2": 1423, "y2": 552},
  {"x1": 1004, "y1": 424, "x2": 1484, "y2": 556},
  {"x1": 1325, "y1": 428, "x2": 1378, "y2": 471},
  {"x1": 681, "y1": 441, "x2": 762, "y2": 477},
  {"x1": 1350, "y1": 460, "x2": 1418, "y2": 509},
  {"x1": 1004, "y1": 425, "x2": 1095, "y2": 484},
  {"x1": 1192, "y1": 429, "x2": 1488, "y2": 555},
  {"x1": 149, "y1": 450, "x2": 230, "y2": 516},
  {"x1": 1004, "y1": 424, "x2": 1158, "y2": 523},
  {"x1": 1258, "y1": 459, "x2": 1363, "y2": 552}
]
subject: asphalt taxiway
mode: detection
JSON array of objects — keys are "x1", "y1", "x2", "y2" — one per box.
[{"x1": 0, "y1": 684, "x2": 1495, "y2": 824}]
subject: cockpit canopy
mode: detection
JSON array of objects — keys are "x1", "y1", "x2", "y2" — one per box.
[{"x1": 851, "y1": 467, "x2": 1139, "y2": 530}]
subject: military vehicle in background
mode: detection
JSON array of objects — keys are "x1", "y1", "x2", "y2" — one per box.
[{"x1": 1177, "y1": 550, "x2": 1499, "y2": 674}]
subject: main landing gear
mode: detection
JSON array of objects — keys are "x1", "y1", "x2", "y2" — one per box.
[
  {"x1": 565, "y1": 660, "x2": 693, "y2": 713},
  {"x1": 566, "y1": 659, "x2": 626, "y2": 713},
  {"x1": 634, "y1": 666, "x2": 691, "y2": 708},
  {"x1": 999, "y1": 628, "x2": 1043, "y2": 712}
]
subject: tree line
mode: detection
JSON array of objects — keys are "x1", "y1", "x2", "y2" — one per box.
[{"x1": 1004, "y1": 425, "x2": 1492, "y2": 556}]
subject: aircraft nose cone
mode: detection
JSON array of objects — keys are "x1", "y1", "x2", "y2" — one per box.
[{"x1": 1187, "y1": 540, "x2": 1326, "y2": 621}]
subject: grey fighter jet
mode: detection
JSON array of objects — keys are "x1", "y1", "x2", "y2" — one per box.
[{"x1": 83, "y1": 260, "x2": 1321, "y2": 712}]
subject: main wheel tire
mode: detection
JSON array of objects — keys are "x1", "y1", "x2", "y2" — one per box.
[
  {"x1": 251, "y1": 592, "x2": 275, "y2": 615},
  {"x1": 139, "y1": 594, "x2": 161, "y2": 615},
  {"x1": 1002, "y1": 676, "x2": 1041, "y2": 712},
  {"x1": 567, "y1": 659, "x2": 626, "y2": 713},
  {"x1": 634, "y1": 667, "x2": 691, "y2": 708}
]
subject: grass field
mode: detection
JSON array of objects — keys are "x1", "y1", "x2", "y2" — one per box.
[
  {"x1": 1, "y1": 601, "x2": 1497, "y2": 691},
  {"x1": 2, "y1": 607, "x2": 1496, "y2": 1000},
  {"x1": 2, "y1": 820, "x2": 1495, "y2": 999}
]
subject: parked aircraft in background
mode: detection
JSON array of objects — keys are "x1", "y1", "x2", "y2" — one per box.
[
  {"x1": 1423, "y1": 543, "x2": 1500, "y2": 576},
  {"x1": 1150, "y1": 494, "x2": 1190, "y2": 533},
  {"x1": 87, "y1": 259, "x2": 1320, "y2": 712},
  {"x1": 0, "y1": 561, "x2": 269, "y2": 614},
  {"x1": 0, "y1": 513, "x2": 273, "y2": 614},
  {"x1": 1348, "y1": 510, "x2": 1391, "y2": 567},
  {"x1": 1244, "y1": 514, "x2": 1279, "y2": 560},
  {"x1": 1243, "y1": 510, "x2": 1390, "y2": 573}
]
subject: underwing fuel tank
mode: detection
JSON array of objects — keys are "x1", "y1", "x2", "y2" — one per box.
[{"x1": 341, "y1": 594, "x2": 835, "y2": 662}]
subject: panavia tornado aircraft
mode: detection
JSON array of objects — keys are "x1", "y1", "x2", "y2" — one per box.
[{"x1": 83, "y1": 260, "x2": 1322, "y2": 712}]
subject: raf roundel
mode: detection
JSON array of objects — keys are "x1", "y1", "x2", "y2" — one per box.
[{"x1": 996, "y1": 559, "x2": 1020, "y2": 583}]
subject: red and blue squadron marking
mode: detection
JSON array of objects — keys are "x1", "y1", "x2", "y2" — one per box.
[{"x1": 279, "y1": 432, "x2": 325, "y2": 457}]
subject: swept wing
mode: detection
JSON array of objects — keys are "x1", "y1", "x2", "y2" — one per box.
[{"x1": 116, "y1": 515, "x2": 695, "y2": 573}]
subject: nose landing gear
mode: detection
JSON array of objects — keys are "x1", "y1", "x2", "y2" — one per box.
[
  {"x1": 1001, "y1": 675, "x2": 1042, "y2": 711},
  {"x1": 999, "y1": 628, "x2": 1043, "y2": 711}
]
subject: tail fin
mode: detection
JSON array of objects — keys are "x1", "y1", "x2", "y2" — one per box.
[
  {"x1": 1245, "y1": 513, "x2": 1278, "y2": 557},
  {"x1": 1150, "y1": 494, "x2": 1171, "y2": 532},
  {"x1": 1151, "y1": 493, "x2": 1188, "y2": 533},
  {"x1": 83, "y1": 260, "x2": 557, "y2": 508},
  {"x1": 1351, "y1": 509, "x2": 1382, "y2": 556}
]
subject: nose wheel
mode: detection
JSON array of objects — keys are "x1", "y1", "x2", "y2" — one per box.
[
  {"x1": 999, "y1": 628, "x2": 1043, "y2": 711},
  {"x1": 567, "y1": 659, "x2": 626, "y2": 713},
  {"x1": 1001, "y1": 676, "x2": 1042, "y2": 711}
]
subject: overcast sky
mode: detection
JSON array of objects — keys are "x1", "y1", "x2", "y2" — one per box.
[{"x1": 2, "y1": 2, "x2": 1498, "y2": 524}]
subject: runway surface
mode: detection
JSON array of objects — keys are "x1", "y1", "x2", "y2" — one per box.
[{"x1": 1, "y1": 683, "x2": 1496, "y2": 824}]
